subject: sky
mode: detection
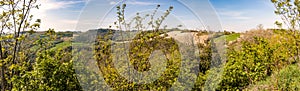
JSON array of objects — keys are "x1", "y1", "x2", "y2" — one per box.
[{"x1": 32, "y1": 0, "x2": 280, "y2": 32}]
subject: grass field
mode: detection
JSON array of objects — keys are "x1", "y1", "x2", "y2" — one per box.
[
  {"x1": 225, "y1": 33, "x2": 240, "y2": 42},
  {"x1": 214, "y1": 33, "x2": 240, "y2": 43}
]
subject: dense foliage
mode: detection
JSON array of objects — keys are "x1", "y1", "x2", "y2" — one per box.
[{"x1": 1, "y1": 0, "x2": 300, "y2": 91}]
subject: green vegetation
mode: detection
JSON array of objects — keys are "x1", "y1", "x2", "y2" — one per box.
[
  {"x1": 247, "y1": 64, "x2": 300, "y2": 90},
  {"x1": 225, "y1": 33, "x2": 240, "y2": 42},
  {"x1": 219, "y1": 35, "x2": 293, "y2": 90},
  {"x1": 214, "y1": 33, "x2": 240, "y2": 43},
  {"x1": 50, "y1": 42, "x2": 71, "y2": 51},
  {"x1": 1, "y1": 0, "x2": 300, "y2": 90}
]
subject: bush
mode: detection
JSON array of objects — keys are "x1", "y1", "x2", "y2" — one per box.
[
  {"x1": 277, "y1": 65, "x2": 300, "y2": 90},
  {"x1": 218, "y1": 37, "x2": 289, "y2": 90},
  {"x1": 11, "y1": 47, "x2": 82, "y2": 90}
]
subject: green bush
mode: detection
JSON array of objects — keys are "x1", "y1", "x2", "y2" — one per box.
[
  {"x1": 11, "y1": 47, "x2": 82, "y2": 91},
  {"x1": 218, "y1": 37, "x2": 288, "y2": 90},
  {"x1": 246, "y1": 64, "x2": 300, "y2": 90},
  {"x1": 277, "y1": 65, "x2": 300, "y2": 90}
]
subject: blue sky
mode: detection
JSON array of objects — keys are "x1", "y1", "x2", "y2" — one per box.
[{"x1": 33, "y1": 0, "x2": 280, "y2": 32}]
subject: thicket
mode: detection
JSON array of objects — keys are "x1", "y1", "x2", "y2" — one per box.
[
  {"x1": 214, "y1": 0, "x2": 300, "y2": 90},
  {"x1": 218, "y1": 35, "x2": 295, "y2": 90}
]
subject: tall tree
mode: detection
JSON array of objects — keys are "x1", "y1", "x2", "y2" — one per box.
[{"x1": 0, "y1": 0, "x2": 39, "y2": 90}]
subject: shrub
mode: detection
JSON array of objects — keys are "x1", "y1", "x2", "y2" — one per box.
[
  {"x1": 277, "y1": 65, "x2": 300, "y2": 90},
  {"x1": 218, "y1": 37, "x2": 284, "y2": 90}
]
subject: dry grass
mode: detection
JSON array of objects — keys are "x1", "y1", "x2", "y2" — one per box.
[{"x1": 228, "y1": 29, "x2": 276, "y2": 50}]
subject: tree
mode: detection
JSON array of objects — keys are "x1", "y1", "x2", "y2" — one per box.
[
  {"x1": 257, "y1": 24, "x2": 264, "y2": 30},
  {"x1": 0, "y1": 0, "x2": 40, "y2": 90},
  {"x1": 95, "y1": 4, "x2": 180, "y2": 90},
  {"x1": 271, "y1": 0, "x2": 300, "y2": 61}
]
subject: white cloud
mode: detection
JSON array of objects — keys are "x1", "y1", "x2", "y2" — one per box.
[
  {"x1": 218, "y1": 10, "x2": 251, "y2": 20},
  {"x1": 32, "y1": 0, "x2": 85, "y2": 19},
  {"x1": 37, "y1": 0, "x2": 85, "y2": 13},
  {"x1": 31, "y1": 0, "x2": 86, "y2": 31},
  {"x1": 61, "y1": 20, "x2": 79, "y2": 24},
  {"x1": 110, "y1": 1, "x2": 117, "y2": 5}
]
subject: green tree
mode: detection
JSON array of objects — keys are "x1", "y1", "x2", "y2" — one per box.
[
  {"x1": 95, "y1": 4, "x2": 181, "y2": 90},
  {"x1": 271, "y1": 0, "x2": 300, "y2": 61},
  {"x1": 0, "y1": 0, "x2": 40, "y2": 90},
  {"x1": 1, "y1": 0, "x2": 83, "y2": 90}
]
